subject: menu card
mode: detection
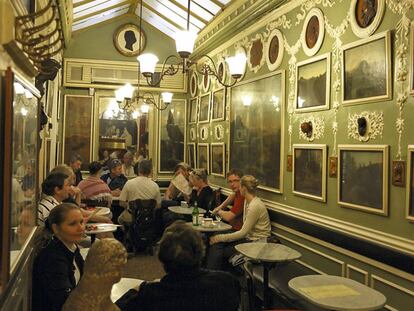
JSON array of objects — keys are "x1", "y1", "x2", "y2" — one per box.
[{"x1": 171, "y1": 173, "x2": 192, "y2": 196}]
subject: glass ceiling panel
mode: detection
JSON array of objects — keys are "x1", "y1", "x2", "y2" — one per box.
[
  {"x1": 193, "y1": 0, "x2": 221, "y2": 14},
  {"x1": 217, "y1": 0, "x2": 231, "y2": 4},
  {"x1": 74, "y1": 0, "x2": 112, "y2": 13},
  {"x1": 139, "y1": 5, "x2": 179, "y2": 38},
  {"x1": 73, "y1": 5, "x2": 129, "y2": 31},
  {"x1": 174, "y1": 0, "x2": 214, "y2": 21},
  {"x1": 151, "y1": 0, "x2": 206, "y2": 29},
  {"x1": 74, "y1": 0, "x2": 128, "y2": 20},
  {"x1": 143, "y1": 0, "x2": 201, "y2": 32}
]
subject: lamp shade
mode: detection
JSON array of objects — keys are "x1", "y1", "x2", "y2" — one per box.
[
  {"x1": 226, "y1": 52, "x2": 247, "y2": 79},
  {"x1": 123, "y1": 83, "x2": 134, "y2": 100},
  {"x1": 161, "y1": 92, "x2": 173, "y2": 103},
  {"x1": 175, "y1": 30, "x2": 197, "y2": 58},
  {"x1": 115, "y1": 88, "x2": 124, "y2": 102},
  {"x1": 137, "y1": 54, "x2": 159, "y2": 76},
  {"x1": 141, "y1": 103, "x2": 150, "y2": 114}
]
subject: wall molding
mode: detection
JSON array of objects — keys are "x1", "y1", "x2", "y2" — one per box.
[
  {"x1": 265, "y1": 199, "x2": 414, "y2": 257},
  {"x1": 346, "y1": 264, "x2": 369, "y2": 285}
]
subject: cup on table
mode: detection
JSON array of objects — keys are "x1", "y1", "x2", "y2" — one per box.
[
  {"x1": 181, "y1": 201, "x2": 188, "y2": 208},
  {"x1": 198, "y1": 214, "x2": 204, "y2": 224},
  {"x1": 202, "y1": 217, "x2": 213, "y2": 228}
]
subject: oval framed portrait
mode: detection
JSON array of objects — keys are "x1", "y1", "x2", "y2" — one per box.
[
  {"x1": 113, "y1": 24, "x2": 146, "y2": 57},
  {"x1": 190, "y1": 71, "x2": 198, "y2": 97},
  {"x1": 350, "y1": 0, "x2": 385, "y2": 38},
  {"x1": 265, "y1": 29, "x2": 284, "y2": 71},
  {"x1": 214, "y1": 58, "x2": 227, "y2": 88},
  {"x1": 202, "y1": 70, "x2": 211, "y2": 92},
  {"x1": 301, "y1": 8, "x2": 325, "y2": 57}
]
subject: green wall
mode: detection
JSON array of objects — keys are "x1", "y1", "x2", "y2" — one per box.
[
  {"x1": 64, "y1": 16, "x2": 177, "y2": 62},
  {"x1": 189, "y1": 1, "x2": 414, "y2": 241}
]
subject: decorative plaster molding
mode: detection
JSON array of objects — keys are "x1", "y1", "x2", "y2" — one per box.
[
  {"x1": 214, "y1": 124, "x2": 224, "y2": 140},
  {"x1": 247, "y1": 33, "x2": 265, "y2": 73},
  {"x1": 295, "y1": 0, "x2": 342, "y2": 26},
  {"x1": 299, "y1": 116, "x2": 325, "y2": 141},
  {"x1": 200, "y1": 126, "x2": 209, "y2": 141},
  {"x1": 348, "y1": 111, "x2": 384, "y2": 142},
  {"x1": 189, "y1": 127, "x2": 196, "y2": 141}
]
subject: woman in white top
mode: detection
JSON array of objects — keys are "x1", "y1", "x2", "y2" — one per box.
[{"x1": 206, "y1": 175, "x2": 271, "y2": 270}]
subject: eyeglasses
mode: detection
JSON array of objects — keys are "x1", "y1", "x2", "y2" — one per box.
[{"x1": 227, "y1": 179, "x2": 240, "y2": 184}]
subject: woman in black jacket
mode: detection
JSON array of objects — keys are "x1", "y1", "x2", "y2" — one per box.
[{"x1": 32, "y1": 203, "x2": 85, "y2": 311}]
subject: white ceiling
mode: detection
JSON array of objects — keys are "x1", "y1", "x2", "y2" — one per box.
[{"x1": 71, "y1": 0, "x2": 232, "y2": 38}]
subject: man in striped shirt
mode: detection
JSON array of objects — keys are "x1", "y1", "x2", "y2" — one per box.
[{"x1": 37, "y1": 173, "x2": 72, "y2": 224}]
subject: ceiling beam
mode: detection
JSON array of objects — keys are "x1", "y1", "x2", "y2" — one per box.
[
  {"x1": 73, "y1": 1, "x2": 130, "y2": 23},
  {"x1": 73, "y1": 0, "x2": 97, "y2": 9},
  {"x1": 141, "y1": 2, "x2": 183, "y2": 30},
  {"x1": 170, "y1": 0, "x2": 209, "y2": 25}
]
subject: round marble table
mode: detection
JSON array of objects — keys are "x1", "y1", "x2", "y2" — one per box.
[
  {"x1": 288, "y1": 275, "x2": 387, "y2": 311},
  {"x1": 235, "y1": 242, "x2": 301, "y2": 309},
  {"x1": 168, "y1": 205, "x2": 206, "y2": 215},
  {"x1": 186, "y1": 221, "x2": 232, "y2": 232}
]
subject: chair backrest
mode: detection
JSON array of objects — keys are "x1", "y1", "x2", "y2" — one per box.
[{"x1": 128, "y1": 199, "x2": 157, "y2": 216}]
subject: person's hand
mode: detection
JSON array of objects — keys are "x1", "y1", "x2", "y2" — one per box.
[
  {"x1": 111, "y1": 189, "x2": 121, "y2": 197},
  {"x1": 210, "y1": 235, "x2": 219, "y2": 245}
]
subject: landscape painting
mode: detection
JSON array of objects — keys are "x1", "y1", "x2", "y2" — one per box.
[
  {"x1": 293, "y1": 144, "x2": 326, "y2": 202},
  {"x1": 187, "y1": 143, "x2": 196, "y2": 169},
  {"x1": 343, "y1": 32, "x2": 391, "y2": 105},
  {"x1": 295, "y1": 53, "x2": 330, "y2": 112},
  {"x1": 338, "y1": 145, "x2": 388, "y2": 215},
  {"x1": 189, "y1": 97, "x2": 198, "y2": 124}
]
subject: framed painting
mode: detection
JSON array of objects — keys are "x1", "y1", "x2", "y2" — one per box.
[
  {"x1": 338, "y1": 145, "x2": 389, "y2": 215},
  {"x1": 295, "y1": 53, "x2": 331, "y2": 112},
  {"x1": 350, "y1": 0, "x2": 385, "y2": 38},
  {"x1": 301, "y1": 8, "x2": 325, "y2": 57},
  {"x1": 158, "y1": 99, "x2": 186, "y2": 173},
  {"x1": 187, "y1": 143, "x2": 196, "y2": 169},
  {"x1": 190, "y1": 71, "x2": 198, "y2": 97},
  {"x1": 211, "y1": 88, "x2": 225, "y2": 121},
  {"x1": 63, "y1": 95, "x2": 93, "y2": 171},
  {"x1": 265, "y1": 28, "x2": 284, "y2": 71},
  {"x1": 188, "y1": 97, "x2": 198, "y2": 124},
  {"x1": 198, "y1": 93, "x2": 210, "y2": 123},
  {"x1": 292, "y1": 144, "x2": 327, "y2": 202},
  {"x1": 197, "y1": 143, "x2": 209, "y2": 173},
  {"x1": 113, "y1": 23, "x2": 146, "y2": 57},
  {"x1": 406, "y1": 146, "x2": 414, "y2": 221},
  {"x1": 211, "y1": 143, "x2": 225, "y2": 177},
  {"x1": 342, "y1": 31, "x2": 391, "y2": 105},
  {"x1": 230, "y1": 71, "x2": 285, "y2": 193}
]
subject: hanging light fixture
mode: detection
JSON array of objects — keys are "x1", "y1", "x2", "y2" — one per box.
[{"x1": 136, "y1": 0, "x2": 247, "y2": 89}]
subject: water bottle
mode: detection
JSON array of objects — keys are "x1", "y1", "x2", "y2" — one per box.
[{"x1": 192, "y1": 201, "x2": 199, "y2": 226}]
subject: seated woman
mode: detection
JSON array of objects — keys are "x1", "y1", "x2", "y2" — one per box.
[
  {"x1": 189, "y1": 169, "x2": 214, "y2": 211},
  {"x1": 116, "y1": 221, "x2": 240, "y2": 311},
  {"x1": 32, "y1": 203, "x2": 85, "y2": 311},
  {"x1": 206, "y1": 175, "x2": 271, "y2": 270},
  {"x1": 78, "y1": 161, "x2": 112, "y2": 206},
  {"x1": 162, "y1": 162, "x2": 192, "y2": 206}
]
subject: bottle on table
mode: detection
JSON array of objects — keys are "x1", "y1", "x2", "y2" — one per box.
[{"x1": 192, "y1": 201, "x2": 199, "y2": 226}]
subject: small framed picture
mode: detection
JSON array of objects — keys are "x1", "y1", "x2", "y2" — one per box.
[
  {"x1": 292, "y1": 144, "x2": 327, "y2": 202},
  {"x1": 198, "y1": 93, "x2": 211, "y2": 123},
  {"x1": 197, "y1": 143, "x2": 209, "y2": 173},
  {"x1": 338, "y1": 145, "x2": 389, "y2": 215},
  {"x1": 113, "y1": 24, "x2": 146, "y2": 57},
  {"x1": 350, "y1": 0, "x2": 386, "y2": 38},
  {"x1": 295, "y1": 53, "x2": 331, "y2": 112},
  {"x1": 301, "y1": 8, "x2": 325, "y2": 57},
  {"x1": 392, "y1": 160, "x2": 405, "y2": 187},
  {"x1": 329, "y1": 156, "x2": 338, "y2": 178},
  {"x1": 211, "y1": 143, "x2": 225, "y2": 177},
  {"x1": 188, "y1": 97, "x2": 198, "y2": 124},
  {"x1": 211, "y1": 88, "x2": 225, "y2": 121},
  {"x1": 342, "y1": 31, "x2": 391, "y2": 105},
  {"x1": 265, "y1": 28, "x2": 284, "y2": 71},
  {"x1": 187, "y1": 143, "x2": 196, "y2": 169},
  {"x1": 406, "y1": 146, "x2": 414, "y2": 221}
]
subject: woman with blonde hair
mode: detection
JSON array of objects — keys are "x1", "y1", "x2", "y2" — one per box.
[{"x1": 206, "y1": 175, "x2": 271, "y2": 270}]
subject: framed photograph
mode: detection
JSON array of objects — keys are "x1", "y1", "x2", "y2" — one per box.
[
  {"x1": 406, "y1": 146, "x2": 414, "y2": 221},
  {"x1": 342, "y1": 31, "x2": 391, "y2": 105},
  {"x1": 187, "y1": 143, "x2": 196, "y2": 169},
  {"x1": 295, "y1": 53, "x2": 331, "y2": 112},
  {"x1": 392, "y1": 160, "x2": 405, "y2": 187},
  {"x1": 211, "y1": 88, "x2": 225, "y2": 121},
  {"x1": 301, "y1": 8, "x2": 325, "y2": 57},
  {"x1": 63, "y1": 95, "x2": 93, "y2": 170},
  {"x1": 230, "y1": 71, "x2": 285, "y2": 193},
  {"x1": 211, "y1": 143, "x2": 225, "y2": 177},
  {"x1": 113, "y1": 23, "x2": 146, "y2": 57},
  {"x1": 338, "y1": 145, "x2": 389, "y2": 215},
  {"x1": 198, "y1": 93, "x2": 210, "y2": 123},
  {"x1": 197, "y1": 143, "x2": 209, "y2": 173},
  {"x1": 265, "y1": 28, "x2": 284, "y2": 71},
  {"x1": 188, "y1": 97, "x2": 198, "y2": 124},
  {"x1": 350, "y1": 0, "x2": 385, "y2": 38},
  {"x1": 292, "y1": 144, "x2": 327, "y2": 202},
  {"x1": 158, "y1": 99, "x2": 186, "y2": 173}
]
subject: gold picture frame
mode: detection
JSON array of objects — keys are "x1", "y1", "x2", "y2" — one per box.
[
  {"x1": 342, "y1": 31, "x2": 391, "y2": 106},
  {"x1": 338, "y1": 144, "x2": 389, "y2": 216},
  {"x1": 405, "y1": 146, "x2": 414, "y2": 222},
  {"x1": 211, "y1": 143, "x2": 225, "y2": 177},
  {"x1": 113, "y1": 23, "x2": 146, "y2": 57},
  {"x1": 292, "y1": 144, "x2": 327, "y2": 202},
  {"x1": 295, "y1": 53, "x2": 331, "y2": 113}
]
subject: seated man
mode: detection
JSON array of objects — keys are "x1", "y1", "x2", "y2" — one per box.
[
  {"x1": 116, "y1": 221, "x2": 240, "y2": 311},
  {"x1": 118, "y1": 160, "x2": 161, "y2": 226},
  {"x1": 69, "y1": 154, "x2": 83, "y2": 186},
  {"x1": 213, "y1": 169, "x2": 244, "y2": 231}
]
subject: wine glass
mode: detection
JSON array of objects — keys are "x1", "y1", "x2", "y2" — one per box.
[{"x1": 215, "y1": 213, "x2": 222, "y2": 222}]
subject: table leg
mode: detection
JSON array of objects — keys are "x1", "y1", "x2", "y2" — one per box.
[
  {"x1": 91, "y1": 234, "x2": 96, "y2": 244},
  {"x1": 263, "y1": 263, "x2": 270, "y2": 309}
]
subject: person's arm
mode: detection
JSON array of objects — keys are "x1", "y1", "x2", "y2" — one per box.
[
  {"x1": 212, "y1": 193, "x2": 235, "y2": 214},
  {"x1": 164, "y1": 182, "x2": 175, "y2": 200},
  {"x1": 119, "y1": 183, "x2": 129, "y2": 208},
  {"x1": 211, "y1": 203, "x2": 260, "y2": 243},
  {"x1": 217, "y1": 209, "x2": 236, "y2": 222}
]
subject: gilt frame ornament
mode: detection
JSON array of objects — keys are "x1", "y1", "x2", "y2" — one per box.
[
  {"x1": 189, "y1": 127, "x2": 197, "y2": 141},
  {"x1": 299, "y1": 116, "x2": 325, "y2": 142},
  {"x1": 301, "y1": 8, "x2": 325, "y2": 57},
  {"x1": 214, "y1": 124, "x2": 224, "y2": 140},
  {"x1": 348, "y1": 111, "x2": 384, "y2": 142},
  {"x1": 350, "y1": 0, "x2": 385, "y2": 38}
]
